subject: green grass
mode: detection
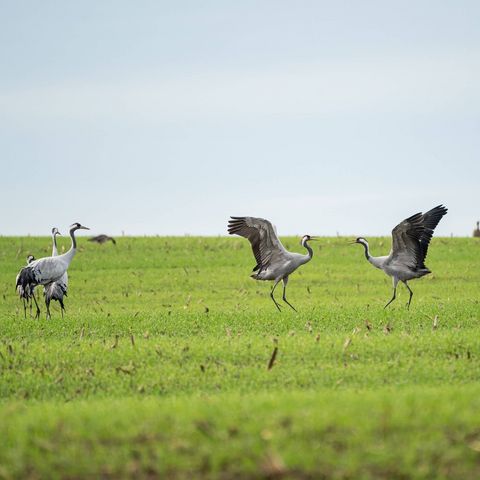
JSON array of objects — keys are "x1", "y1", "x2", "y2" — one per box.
[{"x1": 0, "y1": 236, "x2": 479, "y2": 479}]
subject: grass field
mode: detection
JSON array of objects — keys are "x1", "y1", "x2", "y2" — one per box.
[{"x1": 0, "y1": 235, "x2": 479, "y2": 479}]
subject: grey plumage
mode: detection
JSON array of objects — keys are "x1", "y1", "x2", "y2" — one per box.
[
  {"x1": 15, "y1": 222, "x2": 89, "y2": 319},
  {"x1": 16, "y1": 254, "x2": 37, "y2": 317},
  {"x1": 89, "y1": 234, "x2": 116, "y2": 245},
  {"x1": 44, "y1": 281, "x2": 67, "y2": 316},
  {"x1": 16, "y1": 261, "x2": 37, "y2": 299},
  {"x1": 43, "y1": 227, "x2": 68, "y2": 318},
  {"x1": 354, "y1": 205, "x2": 448, "y2": 308},
  {"x1": 228, "y1": 216, "x2": 316, "y2": 311},
  {"x1": 473, "y1": 221, "x2": 480, "y2": 238}
]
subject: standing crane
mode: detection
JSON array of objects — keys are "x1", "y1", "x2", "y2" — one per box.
[
  {"x1": 353, "y1": 205, "x2": 448, "y2": 309},
  {"x1": 228, "y1": 216, "x2": 316, "y2": 311},
  {"x1": 16, "y1": 222, "x2": 89, "y2": 319},
  {"x1": 473, "y1": 221, "x2": 480, "y2": 238},
  {"x1": 16, "y1": 254, "x2": 36, "y2": 318},
  {"x1": 43, "y1": 227, "x2": 68, "y2": 318}
]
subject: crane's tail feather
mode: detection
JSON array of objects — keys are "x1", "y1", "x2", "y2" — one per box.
[
  {"x1": 15, "y1": 267, "x2": 37, "y2": 299},
  {"x1": 44, "y1": 282, "x2": 67, "y2": 304}
]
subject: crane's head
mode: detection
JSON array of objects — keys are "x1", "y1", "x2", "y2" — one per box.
[
  {"x1": 26, "y1": 254, "x2": 35, "y2": 264},
  {"x1": 301, "y1": 235, "x2": 317, "y2": 246},
  {"x1": 352, "y1": 237, "x2": 368, "y2": 247},
  {"x1": 52, "y1": 227, "x2": 62, "y2": 236},
  {"x1": 70, "y1": 222, "x2": 90, "y2": 231}
]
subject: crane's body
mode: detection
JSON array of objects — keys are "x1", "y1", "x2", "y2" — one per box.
[
  {"x1": 26, "y1": 250, "x2": 75, "y2": 286},
  {"x1": 16, "y1": 223, "x2": 89, "y2": 318},
  {"x1": 16, "y1": 254, "x2": 36, "y2": 317},
  {"x1": 43, "y1": 228, "x2": 68, "y2": 317},
  {"x1": 251, "y1": 251, "x2": 312, "y2": 282},
  {"x1": 89, "y1": 234, "x2": 116, "y2": 245},
  {"x1": 228, "y1": 216, "x2": 315, "y2": 311},
  {"x1": 362, "y1": 253, "x2": 431, "y2": 282},
  {"x1": 354, "y1": 205, "x2": 448, "y2": 308}
]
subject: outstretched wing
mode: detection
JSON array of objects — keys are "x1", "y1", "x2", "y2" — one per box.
[
  {"x1": 391, "y1": 205, "x2": 448, "y2": 269},
  {"x1": 228, "y1": 216, "x2": 289, "y2": 271}
]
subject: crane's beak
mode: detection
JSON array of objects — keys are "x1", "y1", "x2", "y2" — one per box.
[
  {"x1": 348, "y1": 240, "x2": 357, "y2": 245},
  {"x1": 57, "y1": 232, "x2": 63, "y2": 236},
  {"x1": 80, "y1": 226, "x2": 90, "y2": 230},
  {"x1": 309, "y1": 236, "x2": 319, "y2": 241}
]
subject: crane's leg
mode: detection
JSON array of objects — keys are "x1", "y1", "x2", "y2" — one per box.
[
  {"x1": 45, "y1": 297, "x2": 51, "y2": 320},
  {"x1": 282, "y1": 276, "x2": 297, "y2": 312},
  {"x1": 403, "y1": 281, "x2": 413, "y2": 309},
  {"x1": 31, "y1": 292, "x2": 41, "y2": 319},
  {"x1": 270, "y1": 279, "x2": 282, "y2": 312},
  {"x1": 384, "y1": 277, "x2": 399, "y2": 309},
  {"x1": 31, "y1": 291, "x2": 40, "y2": 317},
  {"x1": 22, "y1": 298, "x2": 27, "y2": 319}
]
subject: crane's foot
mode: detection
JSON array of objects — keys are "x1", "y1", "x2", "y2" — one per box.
[
  {"x1": 406, "y1": 295, "x2": 413, "y2": 310},
  {"x1": 283, "y1": 297, "x2": 297, "y2": 312},
  {"x1": 384, "y1": 294, "x2": 396, "y2": 309},
  {"x1": 270, "y1": 291, "x2": 282, "y2": 312}
]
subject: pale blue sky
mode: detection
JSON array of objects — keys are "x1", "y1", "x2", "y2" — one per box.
[{"x1": 0, "y1": 1, "x2": 478, "y2": 236}]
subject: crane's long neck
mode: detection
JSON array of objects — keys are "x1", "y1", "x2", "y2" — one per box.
[
  {"x1": 360, "y1": 240, "x2": 385, "y2": 269},
  {"x1": 52, "y1": 233, "x2": 58, "y2": 256},
  {"x1": 301, "y1": 239, "x2": 314, "y2": 264},
  {"x1": 64, "y1": 227, "x2": 78, "y2": 263},
  {"x1": 360, "y1": 240, "x2": 371, "y2": 261}
]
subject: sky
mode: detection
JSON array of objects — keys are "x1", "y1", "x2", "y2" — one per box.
[{"x1": 0, "y1": 1, "x2": 479, "y2": 237}]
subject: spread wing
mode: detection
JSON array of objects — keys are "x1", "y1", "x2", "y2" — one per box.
[
  {"x1": 391, "y1": 205, "x2": 448, "y2": 269},
  {"x1": 228, "y1": 216, "x2": 290, "y2": 271}
]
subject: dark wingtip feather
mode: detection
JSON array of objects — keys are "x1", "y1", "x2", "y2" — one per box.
[
  {"x1": 228, "y1": 216, "x2": 248, "y2": 235},
  {"x1": 427, "y1": 205, "x2": 448, "y2": 218}
]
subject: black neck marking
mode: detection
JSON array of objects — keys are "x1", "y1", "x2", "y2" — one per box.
[
  {"x1": 303, "y1": 239, "x2": 313, "y2": 259},
  {"x1": 362, "y1": 242, "x2": 370, "y2": 260},
  {"x1": 70, "y1": 228, "x2": 77, "y2": 249}
]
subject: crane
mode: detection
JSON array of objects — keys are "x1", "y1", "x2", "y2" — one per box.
[
  {"x1": 43, "y1": 227, "x2": 68, "y2": 318},
  {"x1": 353, "y1": 205, "x2": 448, "y2": 308},
  {"x1": 16, "y1": 222, "x2": 89, "y2": 319},
  {"x1": 16, "y1": 254, "x2": 36, "y2": 318},
  {"x1": 88, "y1": 234, "x2": 116, "y2": 245},
  {"x1": 228, "y1": 216, "x2": 316, "y2": 311}
]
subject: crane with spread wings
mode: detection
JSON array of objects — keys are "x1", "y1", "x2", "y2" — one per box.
[
  {"x1": 353, "y1": 205, "x2": 448, "y2": 308},
  {"x1": 228, "y1": 216, "x2": 316, "y2": 311}
]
